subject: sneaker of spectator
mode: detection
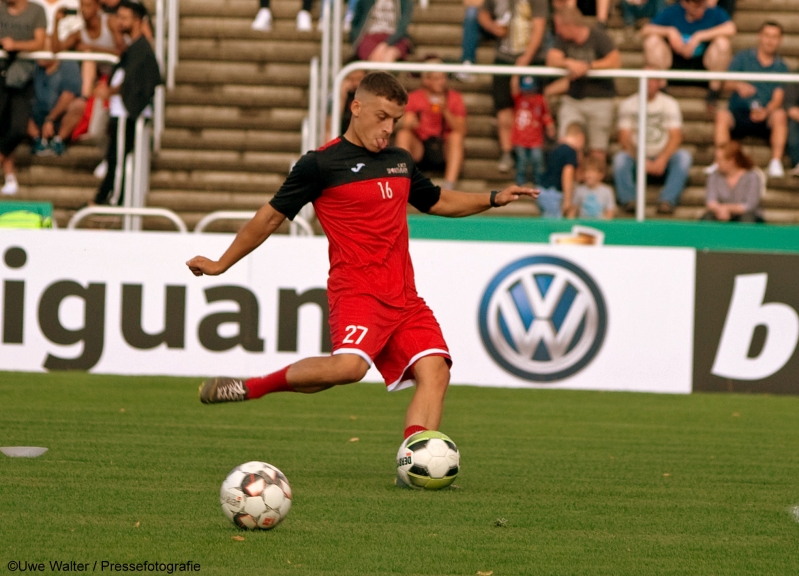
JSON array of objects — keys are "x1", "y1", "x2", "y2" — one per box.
[
  {"x1": 1, "y1": 174, "x2": 19, "y2": 196},
  {"x1": 31, "y1": 137, "x2": 51, "y2": 156},
  {"x1": 251, "y1": 7, "x2": 272, "y2": 31},
  {"x1": 712, "y1": 22, "x2": 789, "y2": 180},
  {"x1": 49, "y1": 135, "x2": 66, "y2": 156},
  {"x1": 296, "y1": 9, "x2": 312, "y2": 31},
  {"x1": 641, "y1": 0, "x2": 736, "y2": 112}
]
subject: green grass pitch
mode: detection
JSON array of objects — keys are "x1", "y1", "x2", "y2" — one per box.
[{"x1": 1, "y1": 372, "x2": 798, "y2": 575}]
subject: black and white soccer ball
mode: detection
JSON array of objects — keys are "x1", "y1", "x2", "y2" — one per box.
[
  {"x1": 396, "y1": 431, "x2": 460, "y2": 489},
  {"x1": 219, "y1": 461, "x2": 292, "y2": 530}
]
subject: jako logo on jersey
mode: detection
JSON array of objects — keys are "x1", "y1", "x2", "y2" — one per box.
[
  {"x1": 351, "y1": 163, "x2": 366, "y2": 172},
  {"x1": 386, "y1": 163, "x2": 408, "y2": 175},
  {"x1": 478, "y1": 255, "x2": 607, "y2": 382}
]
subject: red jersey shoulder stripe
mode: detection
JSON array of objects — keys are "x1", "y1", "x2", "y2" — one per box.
[{"x1": 317, "y1": 137, "x2": 341, "y2": 151}]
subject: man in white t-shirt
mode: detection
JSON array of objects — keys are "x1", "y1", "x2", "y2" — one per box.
[{"x1": 612, "y1": 73, "x2": 693, "y2": 214}]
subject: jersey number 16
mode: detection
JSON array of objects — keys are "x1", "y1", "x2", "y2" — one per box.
[{"x1": 377, "y1": 181, "x2": 393, "y2": 199}]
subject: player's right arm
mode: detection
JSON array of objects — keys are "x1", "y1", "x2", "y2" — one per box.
[
  {"x1": 187, "y1": 152, "x2": 322, "y2": 276},
  {"x1": 186, "y1": 204, "x2": 286, "y2": 276}
]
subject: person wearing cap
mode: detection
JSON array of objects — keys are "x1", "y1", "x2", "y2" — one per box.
[
  {"x1": 395, "y1": 61, "x2": 467, "y2": 190},
  {"x1": 91, "y1": 0, "x2": 160, "y2": 205},
  {"x1": 510, "y1": 74, "x2": 554, "y2": 187}
]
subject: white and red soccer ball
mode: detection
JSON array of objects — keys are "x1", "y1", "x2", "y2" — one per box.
[{"x1": 219, "y1": 461, "x2": 292, "y2": 530}]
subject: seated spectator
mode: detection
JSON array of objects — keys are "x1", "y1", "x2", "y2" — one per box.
[
  {"x1": 91, "y1": 0, "x2": 160, "y2": 205},
  {"x1": 28, "y1": 50, "x2": 85, "y2": 156},
  {"x1": 546, "y1": 6, "x2": 620, "y2": 163},
  {"x1": 98, "y1": 0, "x2": 152, "y2": 41},
  {"x1": 620, "y1": 0, "x2": 665, "y2": 31},
  {"x1": 641, "y1": 0, "x2": 735, "y2": 110},
  {"x1": 52, "y1": 0, "x2": 124, "y2": 97},
  {"x1": 536, "y1": 122, "x2": 584, "y2": 218},
  {"x1": 570, "y1": 157, "x2": 615, "y2": 219},
  {"x1": 479, "y1": 0, "x2": 548, "y2": 172},
  {"x1": 252, "y1": 0, "x2": 316, "y2": 32},
  {"x1": 350, "y1": 0, "x2": 413, "y2": 62},
  {"x1": 701, "y1": 142, "x2": 764, "y2": 222},
  {"x1": 786, "y1": 74, "x2": 799, "y2": 177},
  {"x1": 395, "y1": 63, "x2": 466, "y2": 190},
  {"x1": 0, "y1": 0, "x2": 47, "y2": 196},
  {"x1": 711, "y1": 22, "x2": 789, "y2": 178},
  {"x1": 510, "y1": 75, "x2": 555, "y2": 186},
  {"x1": 613, "y1": 70, "x2": 692, "y2": 215}
]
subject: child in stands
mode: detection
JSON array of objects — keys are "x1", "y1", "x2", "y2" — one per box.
[{"x1": 511, "y1": 75, "x2": 555, "y2": 187}]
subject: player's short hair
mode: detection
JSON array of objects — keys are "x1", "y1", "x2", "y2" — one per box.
[
  {"x1": 554, "y1": 6, "x2": 584, "y2": 27},
  {"x1": 564, "y1": 122, "x2": 585, "y2": 137},
  {"x1": 582, "y1": 157, "x2": 606, "y2": 175},
  {"x1": 759, "y1": 20, "x2": 783, "y2": 34},
  {"x1": 355, "y1": 72, "x2": 408, "y2": 106}
]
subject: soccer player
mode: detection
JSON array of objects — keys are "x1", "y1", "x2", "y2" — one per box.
[{"x1": 186, "y1": 72, "x2": 537, "y2": 441}]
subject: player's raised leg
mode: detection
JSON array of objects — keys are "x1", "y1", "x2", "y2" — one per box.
[
  {"x1": 403, "y1": 355, "x2": 450, "y2": 437},
  {"x1": 199, "y1": 354, "x2": 369, "y2": 404}
]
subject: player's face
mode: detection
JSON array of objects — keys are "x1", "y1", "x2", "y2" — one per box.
[{"x1": 351, "y1": 94, "x2": 405, "y2": 153}]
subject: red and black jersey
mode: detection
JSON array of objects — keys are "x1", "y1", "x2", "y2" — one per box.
[{"x1": 269, "y1": 137, "x2": 442, "y2": 308}]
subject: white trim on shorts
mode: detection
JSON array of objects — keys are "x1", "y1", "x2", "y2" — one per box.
[
  {"x1": 332, "y1": 348, "x2": 374, "y2": 367},
  {"x1": 386, "y1": 348, "x2": 451, "y2": 392}
]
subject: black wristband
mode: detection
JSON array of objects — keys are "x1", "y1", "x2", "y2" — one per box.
[{"x1": 490, "y1": 190, "x2": 500, "y2": 207}]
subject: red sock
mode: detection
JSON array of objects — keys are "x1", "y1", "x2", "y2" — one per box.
[
  {"x1": 245, "y1": 366, "x2": 294, "y2": 400},
  {"x1": 404, "y1": 425, "x2": 427, "y2": 439}
]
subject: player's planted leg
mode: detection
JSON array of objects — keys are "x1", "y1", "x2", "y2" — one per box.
[
  {"x1": 199, "y1": 354, "x2": 370, "y2": 404},
  {"x1": 404, "y1": 355, "x2": 450, "y2": 434}
]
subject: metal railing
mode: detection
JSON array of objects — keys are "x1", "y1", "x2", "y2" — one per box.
[
  {"x1": 194, "y1": 211, "x2": 314, "y2": 235},
  {"x1": 68, "y1": 206, "x2": 187, "y2": 232},
  {"x1": 330, "y1": 62, "x2": 799, "y2": 222}
]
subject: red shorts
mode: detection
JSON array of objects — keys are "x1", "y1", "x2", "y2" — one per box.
[{"x1": 329, "y1": 295, "x2": 450, "y2": 391}]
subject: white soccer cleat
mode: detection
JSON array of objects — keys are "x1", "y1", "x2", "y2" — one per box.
[
  {"x1": 767, "y1": 158, "x2": 784, "y2": 178},
  {"x1": 251, "y1": 8, "x2": 272, "y2": 32},
  {"x1": 1, "y1": 174, "x2": 18, "y2": 195},
  {"x1": 296, "y1": 9, "x2": 312, "y2": 31}
]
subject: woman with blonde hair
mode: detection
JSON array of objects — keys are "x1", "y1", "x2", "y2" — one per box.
[{"x1": 701, "y1": 141, "x2": 764, "y2": 223}]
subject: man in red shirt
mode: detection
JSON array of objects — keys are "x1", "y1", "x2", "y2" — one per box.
[
  {"x1": 395, "y1": 62, "x2": 467, "y2": 191},
  {"x1": 187, "y1": 72, "x2": 536, "y2": 441}
]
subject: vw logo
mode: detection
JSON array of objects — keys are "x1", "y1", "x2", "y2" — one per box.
[{"x1": 479, "y1": 255, "x2": 607, "y2": 382}]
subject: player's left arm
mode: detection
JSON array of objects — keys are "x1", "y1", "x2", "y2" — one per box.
[{"x1": 428, "y1": 186, "x2": 538, "y2": 218}]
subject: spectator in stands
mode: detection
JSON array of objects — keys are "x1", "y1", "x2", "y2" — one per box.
[
  {"x1": 350, "y1": 0, "x2": 413, "y2": 62},
  {"x1": 620, "y1": 0, "x2": 665, "y2": 31},
  {"x1": 28, "y1": 48, "x2": 84, "y2": 156},
  {"x1": 510, "y1": 74, "x2": 554, "y2": 186},
  {"x1": 396, "y1": 61, "x2": 467, "y2": 190},
  {"x1": 536, "y1": 122, "x2": 584, "y2": 218},
  {"x1": 546, "y1": 6, "x2": 620, "y2": 163},
  {"x1": 458, "y1": 0, "x2": 483, "y2": 77},
  {"x1": 91, "y1": 0, "x2": 160, "y2": 205},
  {"x1": 701, "y1": 141, "x2": 764, "y2": 222},
  {"x1": 52, "y1": 0, "x2": 124, "y2": 97},
  {"x1": 252, "y1": 0, "x2": 317, "y2": 32},
  {"x1": 479, "y1": 0, "x2": 548, "y2": 172},
  {"x1": 98, "y1": 0, "x2": 151, "y2": 40},
  {"x1": 613, "y1": 71, "x2": 692, "y2": 215},
  {"x1": 570, "y1": 156, "x2": 615, "y2": 218},
  {"x1": 32, "y1": 0, "x2": 80, "y2": 41},
  {"x1": 641, "y1": 0, "x2": 735, "y2": 110},
  {"x1": 575, "y1": 0, "x2": 610, "y2": 26},
  {"x1": 786, "y1": 76, "x2": 799, "y2": 177},
  {"x1": 711, "y1": 22, "x2": 789, "y2": 178},
  {"x1": 0, "y1": 0, "x2": 47, "y2": 195}
]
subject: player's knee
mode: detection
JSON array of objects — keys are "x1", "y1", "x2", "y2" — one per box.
[
  {"x1": 413, "y1": 356, "x2": 450, "y2": 395},
  {"x1": 330, "y1": 354, "x2": 369, "y2": 384}
]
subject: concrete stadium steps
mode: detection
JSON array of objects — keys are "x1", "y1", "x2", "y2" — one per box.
[{"x1": 10, "y1": 0, "x2": 799, "y2": 230}]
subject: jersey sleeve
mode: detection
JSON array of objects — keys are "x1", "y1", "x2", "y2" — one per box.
[
  {"x1": 407, "y1": 160, "x2": 442, "y2": 213},
  {"x1": 269, "y1": 152, "x2": 324, "y2": 220}
]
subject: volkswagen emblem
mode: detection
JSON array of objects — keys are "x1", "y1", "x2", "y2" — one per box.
[{"x1": 479, "y1": 255, "x2": 607, "y2": 382}]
